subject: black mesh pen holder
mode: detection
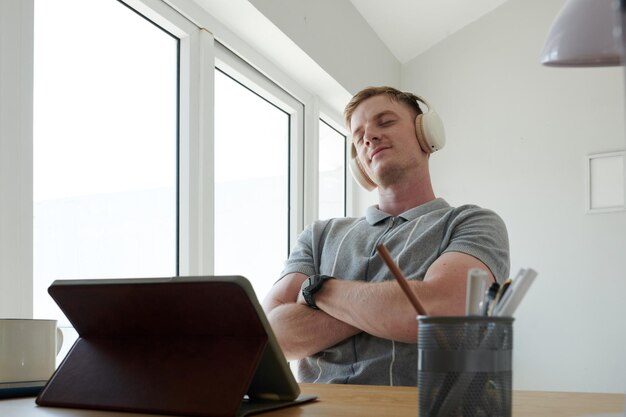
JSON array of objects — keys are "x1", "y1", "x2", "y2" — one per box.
[{"x1": 417, "y1": 316, "x2": 514, "y2": 417}]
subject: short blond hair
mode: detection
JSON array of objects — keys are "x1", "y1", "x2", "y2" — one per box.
[{"x1": 343, "y1": 86, "x2": 423, "y2": 129}]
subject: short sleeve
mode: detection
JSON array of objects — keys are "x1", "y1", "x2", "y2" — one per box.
[{"x1": 441, "y1": 206, "x2": 510, "y2": 282}]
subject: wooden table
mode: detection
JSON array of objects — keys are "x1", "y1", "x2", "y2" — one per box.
[
  {"x1": 0, "y1": 383, "x2": 623, "y2": 416},
  {"x1": 293, "y1": 385, "x2": 624, "y2": 417}
]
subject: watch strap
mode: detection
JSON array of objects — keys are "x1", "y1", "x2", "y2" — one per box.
[{"x1": 302, "y1": 274, "x2": 333, "y2": 310}]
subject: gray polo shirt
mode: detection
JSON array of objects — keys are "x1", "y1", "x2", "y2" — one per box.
[{"x1": 280, "y1": 198, "x2": 510, "y2": 386}]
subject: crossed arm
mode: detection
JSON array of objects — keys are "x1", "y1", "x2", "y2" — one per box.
[{"x1": 262, "y1": 251, "x2": 494, "y2": 361}]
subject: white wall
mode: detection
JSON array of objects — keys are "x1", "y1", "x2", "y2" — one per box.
[
  {"x1": 249, "y1": 0, "x2": 400, "y2": 94},
  {"x1": 400, "y1": 0, "x2": 626, "y2": 393}
]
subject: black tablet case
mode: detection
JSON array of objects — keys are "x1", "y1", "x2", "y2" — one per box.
[{"x1": 36, "y1": 276, "x2": 315, "y2": 417}]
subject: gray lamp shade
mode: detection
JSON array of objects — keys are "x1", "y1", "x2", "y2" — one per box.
[{"x1": 541, "y1": 0, "x2": 623, "y2": 67}]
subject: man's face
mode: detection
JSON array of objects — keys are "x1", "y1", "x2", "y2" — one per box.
[{"x1": 350, "y1": 95, "x2": 424, "y2": 188}]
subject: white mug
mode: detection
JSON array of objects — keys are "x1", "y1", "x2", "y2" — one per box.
[{"x1": 0, "y1": 318, "x2": 64, "y2": 383}]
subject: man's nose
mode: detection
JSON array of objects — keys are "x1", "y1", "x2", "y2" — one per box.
[{"x1": 363, "y1": 129, "x2": 380, "y2": 146}]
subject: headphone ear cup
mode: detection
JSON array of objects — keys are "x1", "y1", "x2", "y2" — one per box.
[
  {"x1": 349, "y1": 145, "x2": 377, "y2": 191},
  {"x1": 415, "y1": 99, "x2": 446, "y2": 154}
]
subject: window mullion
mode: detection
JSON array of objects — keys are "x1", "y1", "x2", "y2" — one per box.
[
  {"x1": 0, "y1": 0, "x2": 34, "y2": 318},
  {"x1": 178, "y1": 28, "x2": 215, "y2": 276},
  {"x1": 302, "y1": 97, "x2": 320, "y2": 228}
]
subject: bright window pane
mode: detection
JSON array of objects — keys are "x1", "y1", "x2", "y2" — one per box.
[
  {"x1": 33, "y1": 0, "x2": 178, "y2": 322},
  {"x1": 214, "y1": 69, "x2": 289, "y2": 302},
  {"x1": 318, "y1": 120, "x2": 346, "y2": 219}
]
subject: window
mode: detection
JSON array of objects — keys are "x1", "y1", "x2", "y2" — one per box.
[
  {"x1": 318, "y1": 119, "x2": 347, "y2": 219},
  {"x1": 33, "y1": 0, "x2": 178, "y2": 322},
  {"x1": 213, "y1": 45, "x2": 304, "y2": 302},
  {"x1": 213, "y1": 69, "x2": 289, "y2": 300}
]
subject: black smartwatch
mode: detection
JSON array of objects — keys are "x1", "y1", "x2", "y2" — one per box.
[{"x1": 301, "y1": 274, "x2": 334, "y2": 310}]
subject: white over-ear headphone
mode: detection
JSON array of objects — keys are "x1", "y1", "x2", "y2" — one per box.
[{"x1": 349, "y1": 96, "x2": 445, "y2": 191}]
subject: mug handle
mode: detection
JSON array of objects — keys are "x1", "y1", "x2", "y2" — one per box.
[{"x1": 56, "y1": 327, "x2": 64, "y2": 355}]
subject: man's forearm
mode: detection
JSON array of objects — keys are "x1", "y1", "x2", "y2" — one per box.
[
  {"x1": 314, "y1": 279, "x2": 422, "y2": 343},
  {"x1": 267, "y1": 301, "x2": 360, "y2": 360},
  {"x1": 312, "y1": 252, "x2": 486, "y2": 343}
]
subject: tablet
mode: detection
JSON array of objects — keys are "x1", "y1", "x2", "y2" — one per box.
[{"x1": 37, "y1": 275, "x2": 316, "y2": 417}]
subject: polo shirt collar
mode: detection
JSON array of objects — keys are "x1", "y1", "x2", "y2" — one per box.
[{"x1": 365, "y1": 198, "x2": 449, "y2": 225}]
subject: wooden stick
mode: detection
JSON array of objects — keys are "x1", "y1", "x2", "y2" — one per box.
[{"x1": 376, "y1": 243, "x2": 427, "y2": 316}]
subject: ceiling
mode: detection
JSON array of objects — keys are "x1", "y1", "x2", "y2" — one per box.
[{"x1": 349, "y1": 0, "x2": 512, "y2": 63}]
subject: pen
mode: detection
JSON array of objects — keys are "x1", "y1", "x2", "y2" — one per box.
[
  {"x1": 376, "y1": 244, "x2": 428, "y2": 316},
  {"x1": 494, "y1": 268, "x2": 537, "y2": 317}
]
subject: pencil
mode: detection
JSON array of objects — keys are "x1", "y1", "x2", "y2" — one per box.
[{"x1": 376, "y1": 243, "x2": 428, "y2": 315}]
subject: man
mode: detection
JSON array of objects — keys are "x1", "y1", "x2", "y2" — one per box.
[{"x1": 262, "y1": 86, "x2": 509, "y2": 386}]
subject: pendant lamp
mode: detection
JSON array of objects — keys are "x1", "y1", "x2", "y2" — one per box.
[{"x1": 541, "y1": 0, "x2": 624, "y2": 67}]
